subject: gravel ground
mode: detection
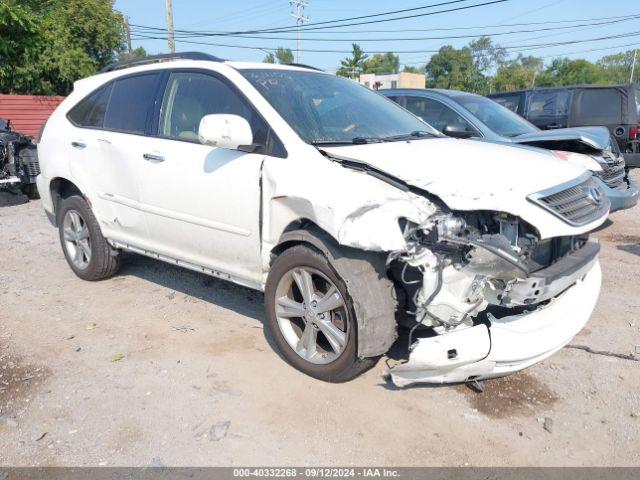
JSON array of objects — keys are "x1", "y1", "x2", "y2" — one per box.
[{"x1": 0, "y1": 172, "x2": 639, "y2": 467}]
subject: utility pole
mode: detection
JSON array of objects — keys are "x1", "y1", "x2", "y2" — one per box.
[
  {"x1": 165, "y1": 0, "x2": 175, "y2": 54},
  {"x1": 290, "y1": 0, "x2": 308, "y2": 63},
  {"x1": 124, "y1": 16, "x2": 132, "y2": 55},
  {"x1": 631, "y1": 49, "x2": 638, "y2": 84}
]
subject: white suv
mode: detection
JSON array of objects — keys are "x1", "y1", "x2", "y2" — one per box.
[{"x1": 37, "y1": 53, "x2": 609, "y2": 387}]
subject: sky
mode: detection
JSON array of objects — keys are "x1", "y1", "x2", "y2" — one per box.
[{"x1": 113, "y1": 0, "x2": 640, "y2": 72}]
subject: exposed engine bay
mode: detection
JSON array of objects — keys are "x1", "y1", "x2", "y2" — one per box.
[
  {"x1": 0, "y1": 117, "x2": 40, "y2": 199},
  {"x1": 387, "y1": 209, "x2": 600, "y2": 386}
]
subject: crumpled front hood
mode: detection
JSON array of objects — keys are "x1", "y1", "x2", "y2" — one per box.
[
  {"x1": 322, "y1": 138, "x2": 604, "y2": 238},
  {"x1": 511, "y1": 126, "x2": 611, "y2": 152}
]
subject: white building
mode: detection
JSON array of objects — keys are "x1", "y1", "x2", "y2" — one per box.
[{"x1": 359, "y1": 72, "x2": 426, "y2": 90}]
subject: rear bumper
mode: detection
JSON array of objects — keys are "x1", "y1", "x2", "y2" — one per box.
[
  {"x1": 595, "y1": 175, "x2": 639, "y2": 212},
  {"x1": 390, "y1": 260, "x2": 601, "y2": 387},
  {"x1": 36, "y1": 174, "x2": 56, "y2": 226}
]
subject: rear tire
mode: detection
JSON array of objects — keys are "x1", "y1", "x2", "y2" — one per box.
[
  {"x1": 57, "y1": 195, "x2": 120, "y2": 281},
  {"x1": 265, "y1": 244, "x2": 379, "y2": 383}
]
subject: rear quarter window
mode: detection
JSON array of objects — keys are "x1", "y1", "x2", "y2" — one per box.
[
  {"x1": 491, "y1": 94, "x2": 521, "y2": 113},
  {"x1": 526, "y1": 90, "x2": 570, "y2": 119},
  {"x1": 67, "y1": 83, "x2": 113, "y2": 128},
  {"x1": 572, "y1": 89, "x2": 622, "y2": 125}
]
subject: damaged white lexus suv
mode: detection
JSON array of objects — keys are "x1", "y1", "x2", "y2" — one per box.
[{"x1": 37, "y1": 53, "x2": 610, "y2": 387}]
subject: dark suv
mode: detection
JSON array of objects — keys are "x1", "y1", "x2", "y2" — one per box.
[{"x1": 488, "y1": 84, "x2": 640, "y2": 167}]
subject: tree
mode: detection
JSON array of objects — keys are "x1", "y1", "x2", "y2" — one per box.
[
  {"x1": 536, "y1": 58, "x2": 604, "y2": 87},
  {"x1": 362, "y1": 52, "x2": 400, "y2": 74},
  {"x1": 263, "y1": 52, "x2": 275, "y2": 64},
  {"x1": 274, "y1": 47, "x2": 293, "y2": 65},
  {"x1": 402, "y1": 65, "x2": 423, "y2": 74},
  {"x1": 118, "y1": 46, "x2": 147, "y2": 62},
  {"x1": 425, "y1": 45, "x2": 474, "y2": 91},
  {"x1": 597, "y1": 50, "x2": 637, "y2": 83},
  {"x1": 1, "y1": 0, "x2": 126, "y2": 95},
  {"x1": 493, "y1": 54, "x2": 544, "y2": 92},
  {"x1": 0, "y1": 1, "x2": 42, "y2": 87},
  {"x1": 336, "y1": 43, "x2": 368, "y2": 79},
  {"x1": 468, "y1": 36, "x2": 506, "y2": 94}
]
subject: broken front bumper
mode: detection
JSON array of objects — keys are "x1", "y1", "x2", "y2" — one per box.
[{"x1": 390, "y1": 259, "x2": 601, "y2": 387}]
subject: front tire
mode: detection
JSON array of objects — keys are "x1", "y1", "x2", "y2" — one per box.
[
  {"x1": 58, "y1": 195, "x2": 120, "y2": 281},
  {"x1": 265, "y1": 244, "x2": 378, "y2": 383}
]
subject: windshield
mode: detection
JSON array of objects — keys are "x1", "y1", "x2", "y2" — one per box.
[
  {"x1": 240, "y1": 69, "x2": 440, "y2": 144},
  {"x1": 451, "y1": 94, "x2": 538, "y2": 138}
]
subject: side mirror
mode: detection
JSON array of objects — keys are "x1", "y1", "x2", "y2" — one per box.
[
  {"x1": 198, "y1": 114, "x2": 253, "y2": 150},
  {"x1": 443, "y1": 124, "x2": 479, "y2": 139}
]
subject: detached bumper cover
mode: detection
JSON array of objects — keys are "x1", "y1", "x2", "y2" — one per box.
[
  {"x1": 595, "y1": 176, "x2": 639, "y2": 212},
  {"x1": 390, "y1": 260, "x2": 601, "y2": 387}
]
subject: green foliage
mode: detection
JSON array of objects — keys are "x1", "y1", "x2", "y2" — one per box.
[
  {"x1": 336, "y1": 43, "x2": 368, "y2": 78},
  {"x1": 274, "y1": 47, "x2": 294, "y2": 65},
  {"x1": 263, "y1": 52, "x2": 276, "y2": 64},
  {"x1": 493, "y1": 55, "x2": 544, "y2": 92},
  {"x1": 536, "y1": 58, "x2": 604, "y2": 87},
  {"x1": 362, "y1": 52, "x2": 400, "y2": 74},
  {"x1": 119, "y1": 46, "x2": 147, "y2": 62},
  {"x1": 402, "y1": 65, "x2": 423, "y2": 74},
  {"x1": 597, "y1": 50, "x2": 637, "y2": 84},
  {"x1": 0, "y1": 0, "x2": 126, "y2": 95},
  {"x1": 425, "y1": 45, "x2": 475, "y2": 91}
]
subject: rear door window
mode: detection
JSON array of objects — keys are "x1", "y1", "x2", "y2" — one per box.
[
  {"x1": 103, "y1": 73, "x2": 161, "y2": 134},
  {"x1": 404, "y1": 96, "x2": 475, "y2": 133},
  {"x1": 573, "y1": 89, "x2": 622, "y2": 125},
  {"x1": 526, "y1": 90, "x2": 570, "y2": 120}
]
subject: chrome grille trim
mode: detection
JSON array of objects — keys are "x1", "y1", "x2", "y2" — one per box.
[
  {"x1": 528, "y1": 172, "x2": 610, "y2": 227},
  {"x1": 595, "y1": 163, "x2": 626, "y2": 190}
]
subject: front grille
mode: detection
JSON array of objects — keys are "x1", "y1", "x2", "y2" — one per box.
[
  {"x1": 528, "y1": 173, "x2": 610, "y2": 226},
  {"x1": 595, "y1": 163, "x2": 626, "y2": 190}
]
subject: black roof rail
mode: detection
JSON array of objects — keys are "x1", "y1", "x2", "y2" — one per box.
[
  {"x1": 288, "y1": 62, "x2": 324, "y2": 72},
  {"x1": 100, "y1": 52, "x2": 224, "y2": 73}
]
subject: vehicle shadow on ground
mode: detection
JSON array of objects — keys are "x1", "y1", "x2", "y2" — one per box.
[
  {"x1": 0, "y1": 191, "x2": 28, "y2": 207},
  {"x1": 116, "y1": 252, "x2": 285, "y2": 356},
  {"x1": 617, "y1": 243, "x2": 640, "y2": 257}
]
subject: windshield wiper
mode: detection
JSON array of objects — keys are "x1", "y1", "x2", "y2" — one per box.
[
  {"x1": 384, "y1": 130, "x2": 435, "y2": 141},
  {"x1": 311, "y1": 136, "x2": 388, "y2": 146}
]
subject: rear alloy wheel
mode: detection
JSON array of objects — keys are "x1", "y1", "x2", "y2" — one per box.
[
  {"x1": 265, "y1": 245, "x2": 379, "y2": 382},
  {"x1": 58, "y1": 195, "x2": 120, "y2": 281},
  {"x1": 62, "y1": 210, "x2": 92, "y2": 270}
]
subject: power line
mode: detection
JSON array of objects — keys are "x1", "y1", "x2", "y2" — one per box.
[
  {"x1": 130, "y1": 0, "x2": 511, "y2": 37},
  {"x1": 130, "y1": 15, "x2": 640, "y2": 43},
  {"x1": 130, "y1": 29, "x2": 640, "y2": 55}
]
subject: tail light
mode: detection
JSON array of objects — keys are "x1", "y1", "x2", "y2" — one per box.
[{"x1": 630, "y1": 125, "x2": 639, "y2": 140}]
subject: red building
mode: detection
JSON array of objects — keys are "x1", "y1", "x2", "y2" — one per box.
[{"x1": 0, "y1": 94, "x2": 65, "y2": 139}]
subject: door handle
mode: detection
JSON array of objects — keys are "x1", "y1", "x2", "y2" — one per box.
[
  {"x1": 71, "y1": 141, "x2": 87, "y2": 149},
  {"x1": 143, "y1": 153, "x2": 165, "y2": 163}
]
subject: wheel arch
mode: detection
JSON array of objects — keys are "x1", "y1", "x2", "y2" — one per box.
[
  {"x1": 270, "y1": 220, "x2": 398, "y2": 359},
  {"x1": 49, "y1": 177, "x2": 84, "y2": 226}
]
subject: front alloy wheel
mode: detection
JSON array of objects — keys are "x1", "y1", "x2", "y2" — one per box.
[
  {"x1": 274, "y1": 266, "x2": 349, "y2": 365},
  {"x1": 265, "y1": 244, "x2": 381, "y2": 383}
]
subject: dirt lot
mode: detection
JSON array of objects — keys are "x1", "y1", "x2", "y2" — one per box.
[{"x1": 1, "y1": 172, "x2": 639, "y2": 467}]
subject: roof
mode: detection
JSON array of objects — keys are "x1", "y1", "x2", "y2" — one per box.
[
  {"x1": 0, "y1": 94, "x2": 64, "y2": 138},
  {"x1": 379, "y1": 88, "x2": 480, "y2": 98}
]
